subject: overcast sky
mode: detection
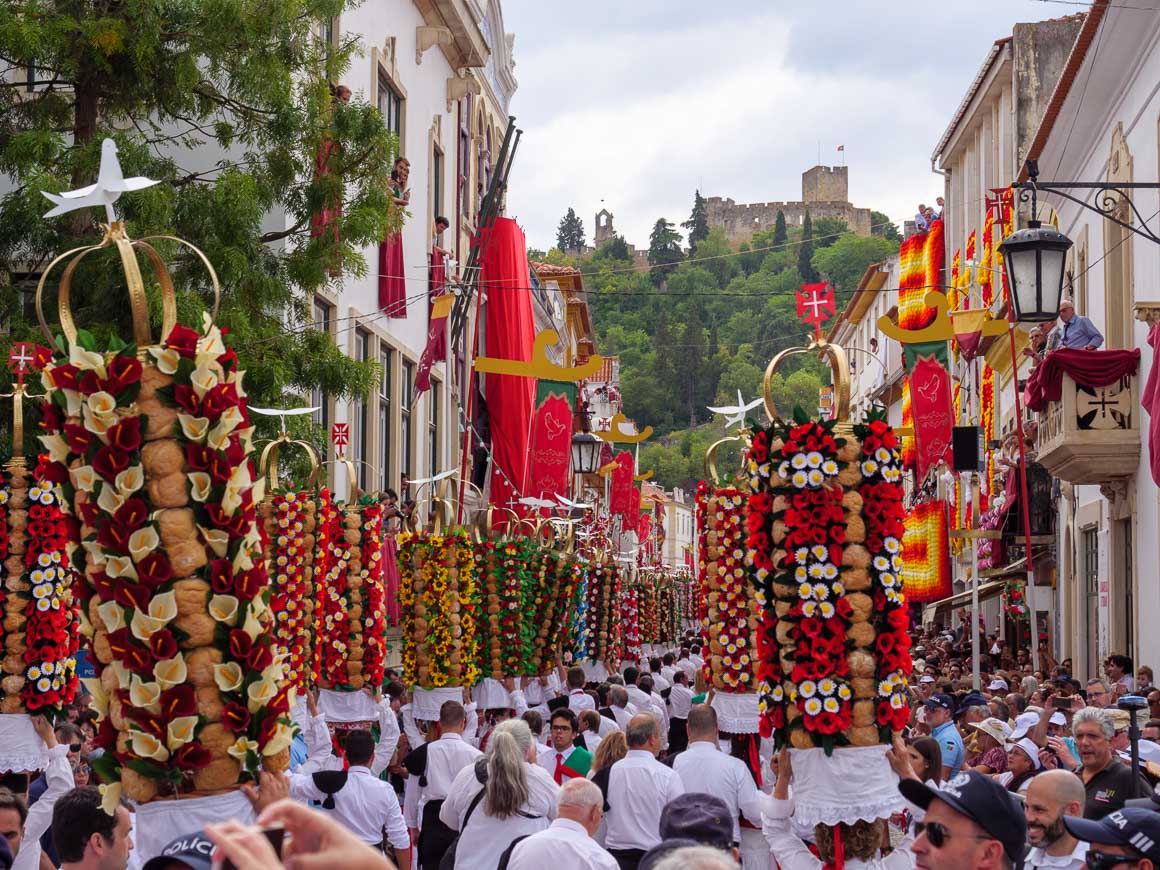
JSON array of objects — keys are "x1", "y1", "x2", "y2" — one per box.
[{"x1": 503, "y1": 0, "x2": 1075, "y2": 251}]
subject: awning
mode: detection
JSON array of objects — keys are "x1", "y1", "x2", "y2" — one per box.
[{"x1": 923, "y1": 579, "x2": 1020, "y2": 621}]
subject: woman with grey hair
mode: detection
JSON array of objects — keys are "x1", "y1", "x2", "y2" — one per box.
[
  {"x1": 439, "y1": 718, "x2": 560, "y2": 868},
  {"x1": 1021, "y1": 675, "x2": 1038, "y2": 698}
]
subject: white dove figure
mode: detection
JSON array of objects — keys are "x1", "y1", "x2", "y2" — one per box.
[
  {"x1": 42, "y1": 138, "x2": 160, "y2": 223},
  {"x1": 517, "y1": 495, "x2": 558, "y2": 511},
  {"x1": 408, "y1": 468, "x2": 459, "y2": 486},
  {"x1": 706, "y1": 390, "x2": 763, "y2": 429},
  {"x1": 249, "y1": 405, "x2": 319, "y2": 434},
  {"x1": 555, "y1": 493, "x2": 592, "y2": 511}
]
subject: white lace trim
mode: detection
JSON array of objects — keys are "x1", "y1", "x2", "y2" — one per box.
[
  {"x1": 710, "y1": 692, "x2": 760, "y2": 734},
  {"x1": 0, "y1": 715, "x2": 48, "y2": 773},
  {"x1": 787, "y1": 745, "x2": 906, "y2": 827}
]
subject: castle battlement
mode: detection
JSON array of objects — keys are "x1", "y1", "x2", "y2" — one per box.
[{"x1": 705, "y1": 165, "x2": 871, "y2": 244}]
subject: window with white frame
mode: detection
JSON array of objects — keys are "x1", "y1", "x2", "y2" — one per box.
[{"x1": 401, "y1": 361, "x2": 414, "y2": 491}]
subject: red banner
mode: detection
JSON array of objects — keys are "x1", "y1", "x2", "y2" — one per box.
[
  {"x1": 527, "y1": 392, "x2": 573, "y2": 510},
  {"x1": 908, "y1": 353, "x2": 954, "y2": 482},
  {"x1": 638, "y1": 511, "x2": 651, "y2": 547},
  {"x1": 610, "y1": 452, "x2": 636, "y2": 522}
]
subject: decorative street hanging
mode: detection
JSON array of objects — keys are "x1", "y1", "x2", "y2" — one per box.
[{"x1": 795, "y1": 282, "x2": 836, "y2": 340}]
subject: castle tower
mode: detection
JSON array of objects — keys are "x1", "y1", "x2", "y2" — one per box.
[
  {"x1": 594, "y1": 208, "x2": 615, "y2": 245},
  {"x1": 802, "y1": 165, "x2": 849, "y2": 203}
]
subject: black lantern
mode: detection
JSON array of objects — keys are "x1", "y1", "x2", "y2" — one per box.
[
  {"x1": 999, "y1": 220, "x2": 1072, "y2": 322},
  {"x1": 571, "y1": 432, "x2": 602, "y2": 475}
]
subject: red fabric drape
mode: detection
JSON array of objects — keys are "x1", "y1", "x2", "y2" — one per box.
[
  {"x1": 481, "y1": 218, "x2": 536, "y2": 512},
  {"x1": 1024, "y1": 348, "x2": 1140, "y2": 412},
  {"x1": 414, "y1": 247, "x2": 449, "y2": 394},
  {"x1": 1142, "y1": 322, "x2": 1160, "y2": 486},
  {"x1": 379, "y1": 233, "x2": 407, "y2": 318},
  {"x1": 527, "y1": 392, "x2": 573, "y2": 509}
]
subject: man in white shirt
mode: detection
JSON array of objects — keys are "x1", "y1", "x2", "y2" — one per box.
[
  {"x1": 1024, "y1": 770, "x2": 1089, "y2": 870},
  {"x1": 666, "y1": 671, "x2": 694, "y2": 754},
  {"x1": 605, "y1": 686, "x2": 636, "y2": 732},
  {"x1": 565, "y1": 667, "x2": 596, "y2": 713},
  {"x1": 3, "y1": 717, "x2": 74, "y2": 870},
  {"x1": 659, "y1": 653, "x2": 678, "y2": 687},
  {"x1": 647, "y1": 658, "x2": 670, "y2": 693},
  {"x1": 689, "y1": 645, "x2": 705, "y2": 669},
  {"x1": 577, "y1": 710, "x2": 604, "y2": 757},
  {"x1": 592, "y1": 714, "x2": 685, "y2": 870},
  {"x1": 633, "y1": 676, "x2": 668, "y2": 748},
  {"x1": 672, "y1": 705, "x2": 769, "y2": 847},
  {"x1": 538, "y1": 709, "x2": 593, "y2": 784},
  {"x1": 287, "y1": 729, "x2": 410, "y2": 866},
  {"x1": 403, "y1": 700, "x2": 482, "y2": 869},
  {"x1": 507, "y1": 778, "x2": 618, "y2": 870}
]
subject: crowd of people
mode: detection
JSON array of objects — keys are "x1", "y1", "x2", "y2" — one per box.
[{"x1": 6, "y1": 626, "x2": 1160, "y2": 870}]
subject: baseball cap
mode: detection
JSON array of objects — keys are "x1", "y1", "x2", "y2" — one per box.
[
  {"x1": 1109, "y1": 709, "x2": 1131, "y2": 733},
  {"x1": 1065, "y1": 808, "x2": 1160, "y2": 862},
  {"x1": 1010, "y1": 711, "x2": 1040, "y2": 741},
  {"x1": 925, "y1": 693, "x2": 954, "y2": 711},
  {"x1": 1049, "y1": 712, "x2": 1068, "y2": 726},
  {"x1": 919, "y1": 675, "x2": 936, "y2": 684},
  {"x1": 659, "y1": 793, "x2": 733, "y2": 849},
  {"x1": 987, "y1": 678, "x2": 1009, "y2": 692},
  {"x1": 1009, "y1": 737, "x2": 1042, "y2": 770},
  {"x1": 142, "y1": 832, "x2": 214, "y2": 870},
  {"x1": 899, "y1": 771, "x2": 1028, "y2": 862}
]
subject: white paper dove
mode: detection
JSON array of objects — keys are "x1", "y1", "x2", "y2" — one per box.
[
  {"x1": 706, "y1": 389, "x2": 763, "y2": 429},
  {"x1": 555, "y1": 493, "x2": 592, "y2": 510},
  {"x1": 42, "y1": 138, "x2": 160, "y2": 223},
  {"x1": 249, "y1": 405, "x2": 319, "y2": 434}
]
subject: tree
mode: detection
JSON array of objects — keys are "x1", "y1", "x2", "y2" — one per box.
[
  {"x1": 871, "y1": 210, "x2": 903, "y2": 242},
  {"x1": 772, "y1": 210, "x2": 788, "y2": 246},
  {"x1": 811, "y1": 233, "x2": 899, "y2": 304},
  {"x1": 682, "y1": 189, "x2": 710, "y2": 253},
  {"x1": 647, "y1": 217, "x2": 683, "y2": 284},
  {"x1": 594, "y1": 234, "x2": 631, "y2": 262},
  {"x1": 0, "y1": 0, "x2": 393, "y2": 456},
  {"x1": 556, "y1": 207, "x2": 586, "y2": 252},
  {"x1": 798, "y1": 211, "x2": 819, "y2": 282},
  {"x1": 674, "y1": 305, "x2": 706, "y2": 427},
  {"x1": 812, "y1": 216, "x2": 849, "y2": 249},
  {"x1": 527, "y1": 248, "x2": 547, "y2": 262}
]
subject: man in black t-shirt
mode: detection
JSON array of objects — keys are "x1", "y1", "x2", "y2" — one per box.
[{"x1": 1074, "y1": 707, "x2": 1150, "y2": 819}]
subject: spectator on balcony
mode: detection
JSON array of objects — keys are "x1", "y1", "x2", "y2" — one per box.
[
  {"x1": 1051, "y1": 299, "x2": 1103, "y2": 350},
  {"x1": 914, "y1": 204, "x2": 930, "y2": 232},
  {"x1": 934, "y1": 197, "x2": 945, "y2": 220}
]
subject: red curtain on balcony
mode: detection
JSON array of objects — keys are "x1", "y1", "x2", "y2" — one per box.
[
  {"x1": 1024, "y1": 348, "x2": 1140, "y2": 412},
  {"x1": 1143, "y1": 321, "x2": 1160, "y2": 485},
  {"x1": 481, "y1": 218, "x2": 536, "y2": 513}
]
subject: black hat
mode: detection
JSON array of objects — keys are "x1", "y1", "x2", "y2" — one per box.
[
  {"x1": 954, "y1": 692, "x2": 988, "y2": 716},
  {"x1": 1064, "y1": 808, "x2": 1160, "y2": 862},
  {"x1": 141, "y1": 832, "x2": 214, "y2": 870},
  {"x1": 925, "y1": 692, "x2": 955, "y2": 711},
  {"x1": 659, "y1": 792, "x2": 733, "y2": 849},
  {"x1": 899, "y1": 771, "x2": 1028, "y2": 863}
]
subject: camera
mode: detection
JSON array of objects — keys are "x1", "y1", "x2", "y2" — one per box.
[{"x1": 1118, "y1": 695, "x2": 1148, "y2": 711}]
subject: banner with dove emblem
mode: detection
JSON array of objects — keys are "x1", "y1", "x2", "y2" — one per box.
[{"x1": 527, "y1": 391, "x2": 573, "y2": 512}]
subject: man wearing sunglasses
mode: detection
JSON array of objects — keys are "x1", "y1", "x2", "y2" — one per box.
[
  {"x1": 1063, "y1": 807, "x2": 1160, "y2": 870},
  {"x1": 899, "y1": 770, "x2": 1027, "y2": 870}
]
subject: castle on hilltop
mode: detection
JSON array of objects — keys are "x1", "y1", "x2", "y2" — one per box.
[{"x1": 705, "y1": 165, "x2": 872, "y2": 245}]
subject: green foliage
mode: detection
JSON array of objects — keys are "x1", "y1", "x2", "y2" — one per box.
[
  {"x1": 811, "y1": 233, "x2": 899, "y2": 304},
  {"x1": 871, "y1": 210, "x2": 902, "y2": 242},
  {"x1": 556, "y1": 207, "x2": 586, "y2": 252},
  {"x1": 772, "y1": 210, "x2": 788, "y2": 246},
  {"x1": 580, "y1": 193, "x2": 899, "y2": 492},
  {"x1": 647, "y1": 217, "x2": 683, "y2": 284},
  {"x1": 682, "y1": 189, "x2": 709, "y2": 253},
  {"x1": 811, "y1": 217, "x2": 849, "y2": 249},
  {"x1": 595, "y1": 234, "x2": 631, "y2": 262},
  {"x1": 0, "y1": 0, "x2": 397, "y2": 457},
  {"x1": 797, "y1": 211, "x2": 818, "y2": 283}
]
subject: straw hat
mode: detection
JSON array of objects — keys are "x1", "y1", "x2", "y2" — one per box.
[{"x1": 970, "y1": 717, "x2": 1012, "y2": 747}]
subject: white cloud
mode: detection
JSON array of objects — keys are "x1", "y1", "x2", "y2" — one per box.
[{"x1": 504, "y1": 0, "x2": 1061, "y2": 250}]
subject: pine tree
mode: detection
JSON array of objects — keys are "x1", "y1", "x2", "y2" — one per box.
[
  {"x1": 647, "y1": 217, "x2": 683, "y2": 285},
  {"x1": 556, "y1": 208, "x2": 586, "y2": 253},
  {"x1": 653, "y1": 309, "x2": 675, "y2": 386},
  {"x1": 0, "y1": 0, "x2": 392, "y2": 454},
  {"x1": 675, "y1": 306, "x2": 706, "y2": 427},
  {"x1": 798, "y1": 211, "x2": 819, "y2": 282},
  {"x1": 682, "y1": 190, "x2": 709, "y2": 253},
  {"x1": 772, "y1": 210, "x2": 788, "y2": 246}
]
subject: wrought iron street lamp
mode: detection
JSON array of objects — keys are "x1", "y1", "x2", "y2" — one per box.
[
  {"x1": 571, "y1": 432, "x2": 602, "y2": 475},
  {"x1": 999, "y1": 221, "x2": 1072, "y2": 322}
]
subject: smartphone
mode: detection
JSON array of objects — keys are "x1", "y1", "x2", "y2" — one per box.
[
  {"x1": 219, "y1": 825, "x2": 284, "y2": 870},
  {"x1": 1051, "y1": 696, "x2": 1072, "y2": 710}
]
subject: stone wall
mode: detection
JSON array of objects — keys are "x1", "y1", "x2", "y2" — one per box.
[
  {"x1": 704, "y1": 197, "x2": 872, "y2": 245},
  {"x1": 802, "y1": 165, "x2": 849, "y2": 203}
]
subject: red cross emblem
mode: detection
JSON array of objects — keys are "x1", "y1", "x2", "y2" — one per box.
[
  {"x1": 330, "y1": 423, "x2": 350, "y2": 454},
  {"x1": 7, "y1": 344, "x2": 49, "y2": 386},
  {"x1": 795, "y1": 282, "x2": 836, "y2": 338}
]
